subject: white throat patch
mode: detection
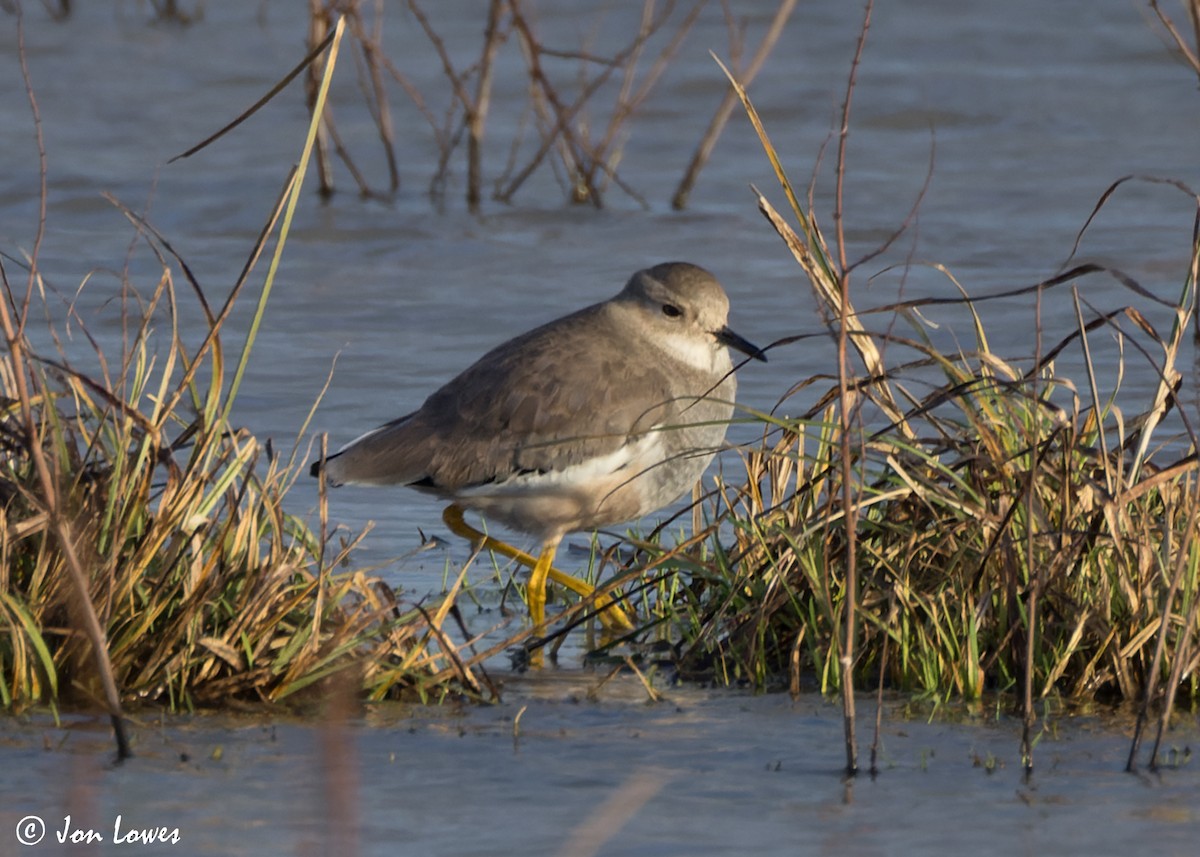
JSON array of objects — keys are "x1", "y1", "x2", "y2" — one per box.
[{"x1": 659, "y1": 331, "x2": 726, "y2": 373}]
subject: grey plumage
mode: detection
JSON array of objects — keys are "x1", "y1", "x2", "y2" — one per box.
[{"x1": 312, "y1": 261, "x2": 764, "y2": 542}]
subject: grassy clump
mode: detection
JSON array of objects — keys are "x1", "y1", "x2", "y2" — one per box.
[
  {"x1": 675, "y1": 286, "x2": 1200, "y2": 704},
  {"x1": 0, "y1": 224, "x2": 494, "y2": 711},
  {"x1": 0, "y1": 16, "x2": 494, "y2": 717},
  {"x1": 644, "y1": 70, "x2": 1200, "y2": 709}
]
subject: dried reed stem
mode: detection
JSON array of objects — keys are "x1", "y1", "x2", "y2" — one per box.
[
  {"x1": 5, "y1": 6, "x2": 129, "y2": 759},
  {"x1": 672, "y1": 0, "x2": 798, "y2": 209},
  {"x1": 833, "y1": 0, "x2": 874, "y2": 779}
]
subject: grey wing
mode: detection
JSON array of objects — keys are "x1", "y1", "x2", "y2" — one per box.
[{"x1": 320, "y1": 307, "x2": 676, "y2": 491}]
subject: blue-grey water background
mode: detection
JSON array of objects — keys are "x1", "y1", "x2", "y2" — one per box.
[{"x1": 1, "y1": 1, "x2": 1199, "y2": 854}]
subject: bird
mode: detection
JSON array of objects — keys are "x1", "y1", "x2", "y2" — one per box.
[{"x1": 311, "y1": 261, "x2": 765, "y2": 631}]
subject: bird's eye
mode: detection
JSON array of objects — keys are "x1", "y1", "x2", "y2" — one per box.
[{"x1": 661, "y1": 303, "x2": 682, "y2": 318}]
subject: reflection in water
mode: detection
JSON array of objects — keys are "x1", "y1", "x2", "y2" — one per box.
[{"x1": 2, "y1": 688, "x2": 1198, "y2": 856}]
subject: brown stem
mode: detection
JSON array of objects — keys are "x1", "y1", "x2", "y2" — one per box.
[
  {"x1": 1021, "y1": 286, "x2": 1044, "y2": 777},
  {"x1": 582, "y1": 0, "x2": 703, "y2": 199},
  {"x1": 498, "y1": 0, "x2": 668, "y2": 205},
  {"x1": 834, "y1": 0, "x2": 873, "y2": 780},
  {"x1": 307, "y1": 0, "x2": 335, "y2": 196},
  {"x1": 508, "y1": 2, "x2": 599, "y2": 205},
  {"x1": 7, "y1": 7, "x2": 129, "y2": 760},
  {"x1": 673, "y1": 0, "x2": 797, "y2": 210},
  {"x1": 468, "y1": 0, "x2": 506, "y2": 211},
  {"x1": 355, "y1": 3, "x2": 401, "y2": 193},
  {"x1": 1130, "y1": 504, "x2": 1199, "y2": 771}
]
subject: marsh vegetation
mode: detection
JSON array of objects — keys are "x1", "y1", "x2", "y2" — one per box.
[{"x1": 2, "y1": 1, "x2": 1199, "y2": 776}]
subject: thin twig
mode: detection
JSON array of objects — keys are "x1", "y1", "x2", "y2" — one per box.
[
  {"x1": 468, "y1": 0, "x2": 506, "y2": 211},
  {"x1": 835, "y1": 0, "x2": 874, "y2": 779},
  {"x1": 1021, "y1": 282, "x2": 1045, "y2": 777},
  {"x1": 169, "y1": 22, "x2": 336, "y2": 163},
  {"x1": 673, "y1": 0, "x2": 797, "y2": 209},
  {"x1": 6, "y1": 6, "x2": 130, "y2": 760},
  {"x1": 1148, "y1": 0, "x2": 1200, "y2": 80}
]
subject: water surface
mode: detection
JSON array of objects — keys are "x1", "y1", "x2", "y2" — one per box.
[{"x1": 2, "y1": 683, "x2": 1198, "y2": 856}]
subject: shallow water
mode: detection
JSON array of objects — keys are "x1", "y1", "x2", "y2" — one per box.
[
  {"x1": 2, "y1": 0, "x2": 1200, "y2": 851},
  {"x1": 1, "y1": 681, "x2": 1198, "y2": 856}
]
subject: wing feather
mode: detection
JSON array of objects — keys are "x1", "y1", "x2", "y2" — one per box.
[{"x1": 322, "y1": 301, "x2": 679, "y2": 491}]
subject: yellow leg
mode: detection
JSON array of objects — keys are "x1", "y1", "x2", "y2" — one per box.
[
  {"x1": 441, "y1": 505, "x2": 633, "y2": 631},
  {"x1": 526, "y1": 538, "x2": 559, "y2": 629}
]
